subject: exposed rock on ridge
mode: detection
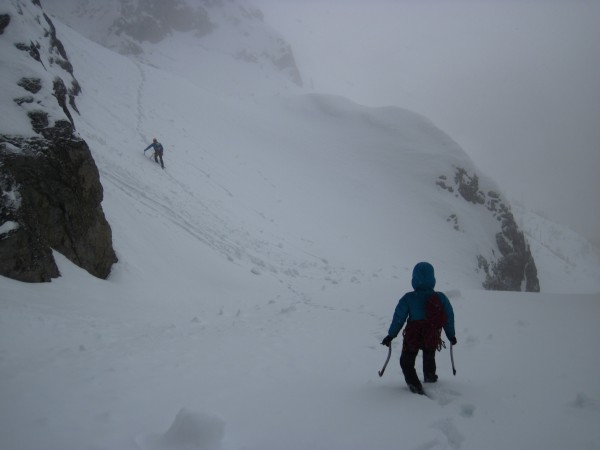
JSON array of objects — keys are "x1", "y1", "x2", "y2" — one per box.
[
  {"x1": 0, "y1": 14, "x2": 10, "y2": 34},
  {"x1": 0, "y1": 0, "x2": 117, "y2": 282},
  {"x1": 437, "y1": 168, "x2": 540, "y2": 291},
  {"x1": 1, "y1": 126, "x2": 117, "y2": 282}
]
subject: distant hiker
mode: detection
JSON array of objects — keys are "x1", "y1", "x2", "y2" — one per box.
[
  {"x1": 144, "y1": 138, "x2": 165, "y2": 169},
  {"x1": 381, "y1": 262, "x2": 456, "y2": 395}
]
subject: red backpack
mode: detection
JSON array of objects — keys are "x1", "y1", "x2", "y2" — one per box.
[
  {"x1": 403, "y1": 294, "x2": 447, "y2": 351},
  {"x1": 426, "y1": 293, "x2": 447, "y2": 330}
]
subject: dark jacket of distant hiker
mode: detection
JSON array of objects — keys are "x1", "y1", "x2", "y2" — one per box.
[{"x1": 144, "y1": 138, "x2": 164, "y2": 169}]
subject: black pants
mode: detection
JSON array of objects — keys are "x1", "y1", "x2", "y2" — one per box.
[
  {"x1": 154, "y1": 150, "x2": 164, "y2": 168},
  {"x1": 400, "y1": 348, "x2": 436, "y2": 388}
]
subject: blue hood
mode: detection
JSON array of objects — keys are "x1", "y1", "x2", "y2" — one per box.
[{"x1": 411, "y1": 262, "x2": 436, "y2": 291}]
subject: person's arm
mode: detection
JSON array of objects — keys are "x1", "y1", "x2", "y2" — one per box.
[
  {"x1": 387, "y1": 295, "x2": 409, "y2": 338},
  {"x1": 439, "y1": 293, "x2": 456, "y2": 341}
]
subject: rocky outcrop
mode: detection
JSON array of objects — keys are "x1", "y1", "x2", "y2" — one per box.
[
  {"x1": 437, "y1": 167, "x2": 540, "y2": 292},
  {"x1": 477, "y1": 202, "x2": 540, "y2": 292},
  {"x1": 0, "y1": 14, "x2": 10, "y2": 34},
  {"x1": 0, "y1": 1, "x2": 117, "y2": 282},
  {"x1": 1, "y1": 124, "x2": 117, "y2": 282}
]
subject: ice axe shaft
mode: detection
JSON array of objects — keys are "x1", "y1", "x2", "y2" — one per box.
[
  {"x1": 450, "y1": 344, "x2": 457, "y2": 376},
  {"x1": 378, "y1": 345, "x2": 392, "y2": 377}
]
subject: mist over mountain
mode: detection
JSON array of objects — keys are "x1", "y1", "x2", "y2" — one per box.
[{"x1": 42, "y1": 0, "x2": 303, "y2": 95}]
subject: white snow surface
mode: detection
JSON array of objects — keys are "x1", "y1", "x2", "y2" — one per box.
[{"x1": 1, "y1": 4, "x2": 600, "y2": 450}]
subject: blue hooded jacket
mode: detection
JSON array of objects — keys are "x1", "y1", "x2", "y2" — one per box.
[{"x1": 387, "y1": 262, "x2": 455, "y2": 340}]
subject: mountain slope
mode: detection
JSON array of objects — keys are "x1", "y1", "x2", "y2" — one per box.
[
  {"x1": 70, "y1": 44, "x2": 529, "y2": 292},
  {"x1": 1, "y1": 4, "x2": 599, "y2": 450},
  {"x1": 42, "y1": 0, "x2": 303, "y2": 96},
  {"x1": 514, "y1": 204, "x2": 600, "y2": 294},
  {"x1": 2, "y1": 0, "x2": 543, "y2": 290}
]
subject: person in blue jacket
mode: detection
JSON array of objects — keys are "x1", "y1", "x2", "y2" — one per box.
[
  {"x1": 144, "y1": 138, "x2": 165, "y2": 169},
  {"x1": 381, "y1": 262, "x2": 457, "y2": 394}
]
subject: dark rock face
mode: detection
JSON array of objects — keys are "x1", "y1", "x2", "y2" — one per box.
[
  {"x1": 0, "y1": 125, "x2": 117, "y2": 282},
  {"x1": 480, "y1": 202, "x2": 540, "y2": 292},
  {"x1": 17, "y1": 77, "x2": 42, "y2": 93},
  {"x1": 0, "y1": 14, "x2": 10, "y2": 34},
  {"x1": 270, "y1": 42, "x2": 303, "y2": 87},
  {"x1": 437, "y1": 167, "x2": 540, "y2": 292},
  {"x1": 0, "y1": 168, "x2": 60, "y2": 282},
  {"x1": 1, "y1": 3, "x2": 117, "y2": 282},
  {"x1": 454, "y1": 167, "x2": 485, "y2": 205}
]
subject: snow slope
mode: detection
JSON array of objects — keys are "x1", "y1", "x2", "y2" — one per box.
[
  {"x1": 2, "y1": 263, "x2": 599, "y2": 450},
  {"x1": 513, "y1": 204, "x2": 600, "y2": 294},
  {"x1": 40, "y1": 13, "x2": 518, "y2": 292},
  {"x1": 1, "y1": 5, "x2": 599, "y2": 450},
  {"x1": 41, "y1": 0, "x2": 304, "y2": 98}
]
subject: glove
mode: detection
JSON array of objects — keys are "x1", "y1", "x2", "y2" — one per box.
[
  {"x1": 381, "y1": 335, "x2": 394, "y2": 347},
  {"x1": 449, "y1": 336, "x2": 457, "y2": 346}
]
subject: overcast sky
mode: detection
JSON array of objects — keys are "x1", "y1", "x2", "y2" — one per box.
[{"x1": 253, "y1": 0, "x2": 600, "y2": 246}]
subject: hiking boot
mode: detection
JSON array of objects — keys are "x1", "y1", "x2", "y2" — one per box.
[
  {"x1": 408, "y1": 384, "x2": 425, "y2": 395},
  {"x1": 424, "y1": 374, "x2": 438, "y2": 383}
]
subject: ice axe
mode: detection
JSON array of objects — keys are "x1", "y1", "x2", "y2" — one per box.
[
  {"x1": 378, "y1": 344, "x2": 392, "y2": 377},
  {"x1": 450, "y1": 344, "x2": 457, "y2": 376}
]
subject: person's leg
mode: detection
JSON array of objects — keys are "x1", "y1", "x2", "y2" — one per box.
[
  {"x1": 400, "y1": 349, "x2": 423, "y2": 393},
  {"x1": 423, "y1": 348, "x2": 438, "y2": 383}
]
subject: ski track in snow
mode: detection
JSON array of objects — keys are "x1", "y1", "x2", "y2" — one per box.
[
  {"x1": 135, "y1": 61, "x2": 148, "y2": 144},
  {"x1": 99, "y1": 144, "x2": 370, "y2": 301},
  {"x1": 119, "y1": 63, "x2": 331, "y2": 287},
  {"x1": 135, "y1": 61, "x2": 234, "y2": 198}
]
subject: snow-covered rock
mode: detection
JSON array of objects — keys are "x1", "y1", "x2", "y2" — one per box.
[{"x1": 0, "y1": 0, "x2": 117, "y2": 281}]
